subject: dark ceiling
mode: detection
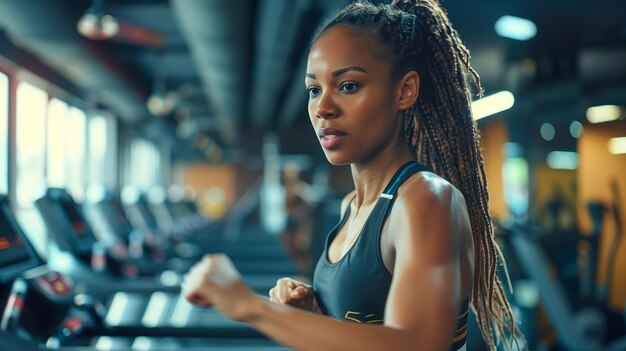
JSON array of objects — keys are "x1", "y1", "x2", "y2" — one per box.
[{"x1": 0, "y1": 0, "x2": 624, "y2": 160}]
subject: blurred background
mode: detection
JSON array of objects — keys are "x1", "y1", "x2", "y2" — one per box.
[{"x1": 0, "y1": 0, "x2": 624, "y2": 350}]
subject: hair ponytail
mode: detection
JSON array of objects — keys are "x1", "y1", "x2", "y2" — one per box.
[{"x1": 393, "y1": 1, "x2": 523, "y2": 349}]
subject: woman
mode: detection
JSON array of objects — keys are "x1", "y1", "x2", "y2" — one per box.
[{"x1": 182, "y1": 1, "x2": 523, "y2": 350}]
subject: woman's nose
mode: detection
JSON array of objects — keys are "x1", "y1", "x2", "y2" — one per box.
[{"x1": 315, "y1": 94, "x2": 338, "y2": 119}]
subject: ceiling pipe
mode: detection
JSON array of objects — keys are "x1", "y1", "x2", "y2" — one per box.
[
  {"x1": 171, "y1": 0, "x2": 252, "y2": 144},
  {"x1": 248, "y1": 0, "x2": 306, "y2": 129}
]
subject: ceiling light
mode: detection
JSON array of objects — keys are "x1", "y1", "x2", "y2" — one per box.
[
  {"x1": 77, "y1": 9, "x2": 119, "y2": 40},
  {"x1": 101, "y1": 15, "x2": 119, "y2": 38},
  {"x1": 540, "y1": 123, "x2": 555, "y2": 141},
  {"x1": 608, "y1": 137, "x2": 626, "y2": 155},
  {"x1": 495, "y1": 15, "x2": 537, "y2": 41},
  {"x1": 586, "y1": 105, "x2": 624, "y2": 124},
  {"x1": 546, "y1": 151, "x2": 579, "y2": 170},
  {"x1": 147, "y1": 55, "x2": 177, "y2": 116},
  {"x1": 147, "y1": 91, "x2": 177, "y2": 116},
  {"x1": 77, "y1": 13, "x2": 98, "y2": 37},
  {"x1": 569, "y1": 121, "x2": 583, "y2": 138},
  {"x1": 472, "y1": 91, "x2": 515, "y2": 120}
]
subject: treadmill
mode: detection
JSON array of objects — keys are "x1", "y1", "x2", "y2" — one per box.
[
  {"x1": 0, "y1": 195, "x2": 291, "y2": 350},
  {"x1": 26, "y1": 192, "x2": 283, "y2": 338},
  {"x1": 36, "y1": 188, "x2": 288, "y2": 285},
  {"x1": 106, "y1": 192, "x2": 298, "y2": 275}
]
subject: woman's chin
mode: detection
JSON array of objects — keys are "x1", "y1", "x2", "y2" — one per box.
[{"x1": 324, "y1": 152, "x2": 353, "y2": 166}]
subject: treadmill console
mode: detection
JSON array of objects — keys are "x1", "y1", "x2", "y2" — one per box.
[
  {"x1": 33, "y1": 271, "x2": 73, "y2": 300},
  {"x1": 0, "y1": 197, "x2": 78, "y2": 342},
  {"x1": 58, "y1": 195, "x2": 96, "y2": 255},
  {"x1": 0, "y1": 216, "x2": 29, "y2": 269},
  {"x1": 36, "y1": 188, "x2": 97, "y2": 257},
  {"x1": 0, "y1": 198, "x2": 41, "y2": 284}
]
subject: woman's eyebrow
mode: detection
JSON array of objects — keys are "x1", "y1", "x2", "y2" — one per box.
[
  {"x1": 332, "y1": 66, "x2": 367, "y2": 77},
  {"x1": 305, "y1": 66, "x2": 368, "y2": 80}
]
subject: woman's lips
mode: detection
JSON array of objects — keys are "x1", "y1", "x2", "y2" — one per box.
[
  {"x1": 320, "y1": 134, "x2": 345, "y2": 149},
  {"x1": 318, "y1": 128, "x2": 347, "y2": 149}
]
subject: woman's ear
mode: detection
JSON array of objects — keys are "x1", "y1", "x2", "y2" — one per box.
[{"x1": 397, "y1": 71, "x2": 419, "y2": 110}]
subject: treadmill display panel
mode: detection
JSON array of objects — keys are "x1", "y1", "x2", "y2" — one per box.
[
  {"x1": 0, "y1": 210, "x2": 30, "y2": 268},
  {"x1": 59, "y1": 198, "x2": 88, "y2": 236}
]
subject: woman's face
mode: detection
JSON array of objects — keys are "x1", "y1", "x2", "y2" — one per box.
[{"x1": 305, "y1": 25, "x2": 404, "y2": 166}]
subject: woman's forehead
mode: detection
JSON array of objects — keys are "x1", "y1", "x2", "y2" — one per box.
[{"x1": 307, "y1": 26, "x2": 386, "y2": 75}]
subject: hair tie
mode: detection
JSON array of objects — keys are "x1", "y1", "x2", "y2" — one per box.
[
  {"x1": 398, "y1": 10, "x2": 426, "y2": 58},
  {"x1": 397, "y1": 12, "x2": 418, "y2": 53}
]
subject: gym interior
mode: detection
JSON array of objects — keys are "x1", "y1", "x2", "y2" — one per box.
[{"x1": 0, "y1": 0, "x2": 624, "y2": 350}]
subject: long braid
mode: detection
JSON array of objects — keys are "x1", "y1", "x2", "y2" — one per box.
[
  {"x1": 405, "y1": 2, "x2": 522, "y2": 349},
  {"x1": 314, "y1": 1, "x2": 525, "y2": 350}
]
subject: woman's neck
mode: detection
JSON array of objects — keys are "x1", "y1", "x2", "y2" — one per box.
[{"x1": 350, "y1": 140, "x2": 414, "y2": 210}]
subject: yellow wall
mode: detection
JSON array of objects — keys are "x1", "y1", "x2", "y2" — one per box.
[
  {"x1": 578, "y1": 119, "x2": 626, "y2": 311},
  {"x1": 182, "y1": 164, "x2": 237, "y2": 218},
  {"x1": 479, "y1": 119, "x2": 507, "y2": 221},
  {"x1": 534, "y1": 165, "x2": 577, "y2": 231}
]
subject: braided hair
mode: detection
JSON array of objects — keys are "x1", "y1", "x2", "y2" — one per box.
[{"x1": 312, "y1": 1, "x2": 524, "y2": 350}]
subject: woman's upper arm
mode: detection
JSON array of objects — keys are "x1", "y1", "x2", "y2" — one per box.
[{"x1": 384, "y1": 176, "x2": 470, "y2": 350}]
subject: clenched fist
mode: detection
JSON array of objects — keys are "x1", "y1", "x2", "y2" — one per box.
[
  {"x1": 182, "y1": 254, "x2": 258, "y2": 322},
  {"x1": 269, "y1": 277, "x2": 320, "y2": 313}
]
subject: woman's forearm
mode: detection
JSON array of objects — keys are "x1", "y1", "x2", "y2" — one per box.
[{"x1": 244, "y1": 296, "x2": 417, "y2": 351}]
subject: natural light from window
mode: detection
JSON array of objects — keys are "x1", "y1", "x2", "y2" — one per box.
[
  {"x1": 0, "y1": 72, "x2": 8, "y2": 194},
  {"x1": 16, "y1": 81, "x2": 47, "y2": 208},
  {"x1": 47, "y1": 98, "x2": 69, "y2": 188}
]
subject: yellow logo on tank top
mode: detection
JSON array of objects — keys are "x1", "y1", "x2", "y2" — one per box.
[{"x1": 343, "y1": 311, "x2": 384, "y2": 324}]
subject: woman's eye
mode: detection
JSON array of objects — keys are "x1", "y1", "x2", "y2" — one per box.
[
  {"x1": 340, "y1": 83, "x2": 359, "y2": 93},
  {"x1": 307, "y1": 87, "x2": 320, "y2": 97}
]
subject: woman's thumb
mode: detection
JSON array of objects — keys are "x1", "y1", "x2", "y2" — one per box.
[{"x1": 290, "y1": 286, "x2": 310, "y2": 299}]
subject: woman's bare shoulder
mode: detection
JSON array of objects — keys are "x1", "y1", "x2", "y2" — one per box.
[
  {"x1": 392, "y1": 171, "x2": 470, "y2": 247},
  {"x1": 397, "y1": 171, "x2": 465, "y2": 207}
]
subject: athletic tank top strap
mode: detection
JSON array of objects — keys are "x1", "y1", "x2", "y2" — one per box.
[
  {"x1": 370, "y1": 161, "x2": 430, "y2": 235},
  {"x1": 381, "y1": 161, "x2": 430, "y2": 197},
  {"x1": 336, "y1": 161, "x2": 428, "y2": 231}
]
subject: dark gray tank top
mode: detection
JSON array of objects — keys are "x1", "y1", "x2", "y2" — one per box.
[{"x1": 313, "y1": 161, "x2": 469, "y2": 350}]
